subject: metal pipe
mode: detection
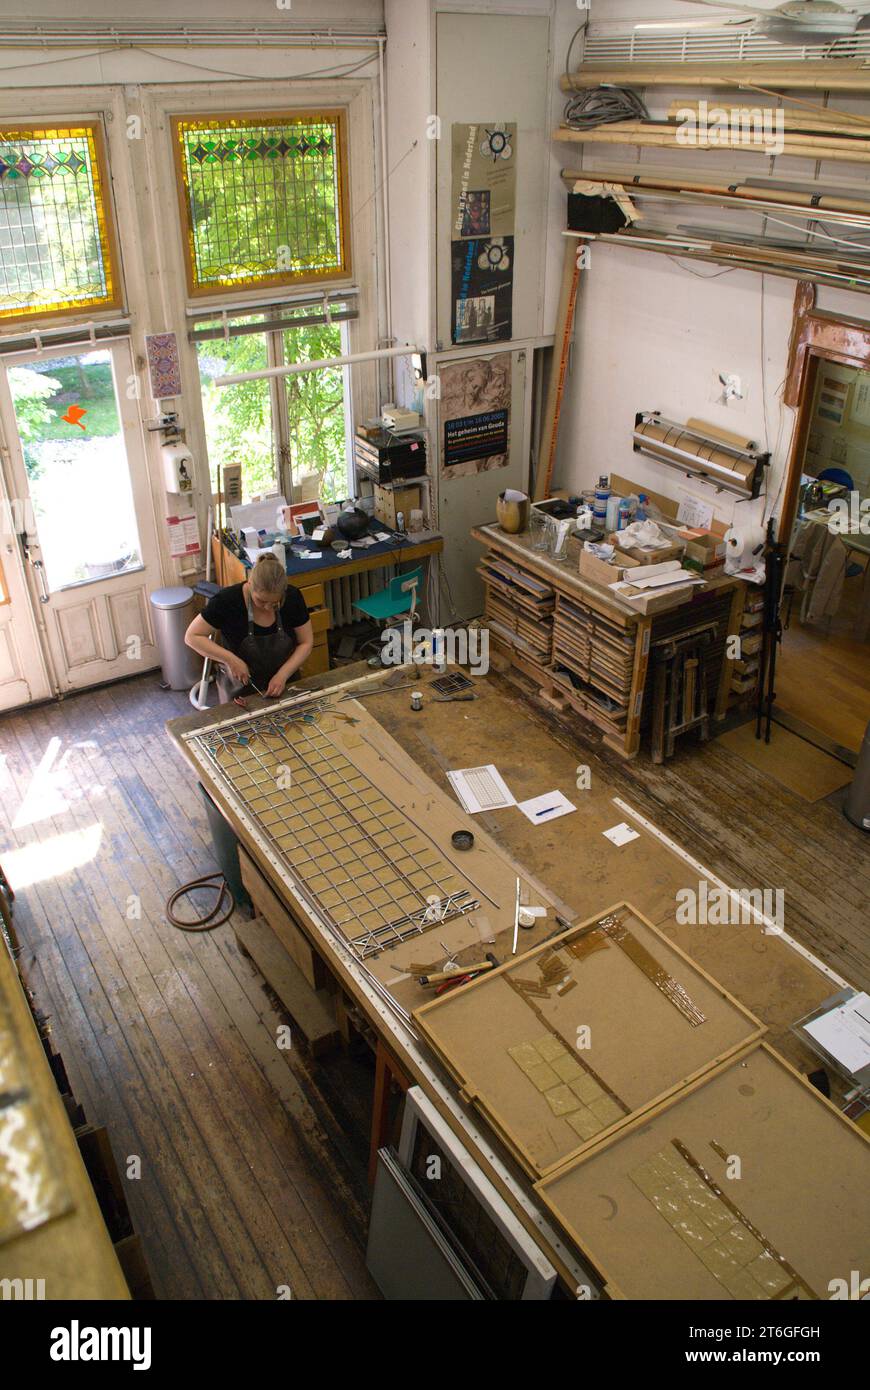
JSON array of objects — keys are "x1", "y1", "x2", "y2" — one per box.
[{"x1": 215, "y1": 343, "x2": 420, "y2": 387}]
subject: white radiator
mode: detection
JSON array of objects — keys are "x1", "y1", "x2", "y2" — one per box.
[{"x1": 325, "y1": 569, "x2": 383, "y2": 626}]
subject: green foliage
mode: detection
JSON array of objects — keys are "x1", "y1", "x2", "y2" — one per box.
[
  {"x1": 7, "y1": 366, "x2": 61, "y2": 478},
  {"x1": 198, "y1": 321, "x2": 348, "y2": 504}
]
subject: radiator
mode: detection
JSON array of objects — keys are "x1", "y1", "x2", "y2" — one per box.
[{"x1": 325, "y1": 569, "x2": 383, "y2": 626}]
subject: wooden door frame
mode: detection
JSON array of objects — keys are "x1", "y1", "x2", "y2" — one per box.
[{"x1": 779, "y1": 280, "x2": 870, "y2": 544}]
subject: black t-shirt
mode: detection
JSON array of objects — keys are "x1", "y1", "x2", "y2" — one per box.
[{"x1": 202, "y1": 583, "x2": 309, "y2": 654}]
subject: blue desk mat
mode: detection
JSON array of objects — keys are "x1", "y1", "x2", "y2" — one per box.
[{"x1": 244, "y1": 525, "x2": 424, "y2": 579}]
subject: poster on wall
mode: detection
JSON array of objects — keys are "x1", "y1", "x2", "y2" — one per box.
[
  {"x1": 451, "y1": 122, "x2": 517, "y2": 239},
  {"x1": 450, "y1": 121, "x2": 516, "y2": 345},
  {"x1": 440, "y1": 356, "x2": 511, "y2": 479},
  {"x1": 451, "y1": 236, "x2": 514, "y2": 345}
]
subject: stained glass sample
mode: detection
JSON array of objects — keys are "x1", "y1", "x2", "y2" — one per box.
[
  {"x1": 0, "y1": 123, "x2": 119, "y2": 321},
  {"x1": 173, "y1": 111, "x2": 350, "y2": 295}
]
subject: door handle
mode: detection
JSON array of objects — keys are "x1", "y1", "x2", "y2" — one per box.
[
  {"x1": 32, "y1": 558, "x2": 50, "y2": 604},
  {"x1": 18, "y1": 530, "x2": 50, "y2": 603}
]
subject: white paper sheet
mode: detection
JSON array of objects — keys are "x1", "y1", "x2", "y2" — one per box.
[
  {"x1": 447, "y1": 765, "x2": 516, "y2": 814},
  {"x1": 603, "y1": 821, "x2": 640, "y2": 846},
  {"x1": 517, "y1": 791, "x2": 576, "y2": 824},
  {"x1": 804, "y1": 993, "x2": 870, "y2": 1076}
]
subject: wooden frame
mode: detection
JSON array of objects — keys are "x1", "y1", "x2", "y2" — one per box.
[
  {"x1": 413, "y1": 900, "x2": 765, "y2": 1182},
  {"x1": 170, "y1": 108, "x2": 352, "y2": 302},
  {"x1": 0, "y1": 119, "x2": 123, "y2": 324},
  {"x1": 780, "y1": 279, "x2": 870, "y2": 545},
  {"x1": 534, "y1": 1041, "x2": 870, "y2": 1302}
]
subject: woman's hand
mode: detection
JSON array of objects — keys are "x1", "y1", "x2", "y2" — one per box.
[
  {"x1": 223, "y1": 655, "x2": 250, "y2": 684},
  {"x1": 266, "y1": 672, "x2": 287, "y2": 698}
]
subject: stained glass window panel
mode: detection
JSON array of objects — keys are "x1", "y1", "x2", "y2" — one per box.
[
  {"x1": 173, "y1": 111, "x2": 350, "y2": 297},
  {"x1": 0, "y1": 123, "x2": 119, "y2": 322}
]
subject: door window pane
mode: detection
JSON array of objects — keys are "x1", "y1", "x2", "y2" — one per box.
[{"x1": 7, "y1": 350, "x2": 142, "y2": 590}]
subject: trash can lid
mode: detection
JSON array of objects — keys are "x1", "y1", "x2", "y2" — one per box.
[{"x1": 150, "y1": 585, "x2": 194, "y2": 610}]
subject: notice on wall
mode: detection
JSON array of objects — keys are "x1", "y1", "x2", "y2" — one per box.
[
  {"x1": 166, "y1": 513, "x2": 201, "y2": 558},
  {"x1": 450, "y1": 121, "x2": 516, "y2": 346},
  {"x1": 440, "y1": 356, "x2": 511, "y2": 479}
]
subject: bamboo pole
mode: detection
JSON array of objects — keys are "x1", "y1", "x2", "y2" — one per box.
[
  {"x1": 560, "y1": 64, "x2": 870, "y2": 93},
  {"x1": 665, "y1": 97, "x2": 870, "y2": 135},
  {"x1": 561, "y1": 168, "x2": 870, "y2": 218},
  {"x1": 554, "y1": 124, "x2": 870, "y2": 164}
]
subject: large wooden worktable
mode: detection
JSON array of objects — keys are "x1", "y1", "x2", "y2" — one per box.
[{"x1": 166, "y1": 663, "x2": 863, "y2": 1300}]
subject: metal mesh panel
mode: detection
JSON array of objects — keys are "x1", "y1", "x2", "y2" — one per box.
[
  {"x1": 0, "y1": 123, "x2": 117, "y2": 321},
  {"x1": 174, "y1": 111, "x2": 349, "y2": 295}
]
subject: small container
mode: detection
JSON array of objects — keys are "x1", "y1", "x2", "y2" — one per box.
[{"x1": 410, "y1": 690, "x2": 423, "y2": 711}]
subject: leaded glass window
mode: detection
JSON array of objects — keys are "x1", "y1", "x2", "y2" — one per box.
[
  {"x1": 172, "y1": 110, "x2": 350, "y2": 298},
  {"x1": 0, "y1": 123, "x2": 120, "y2": 322}
]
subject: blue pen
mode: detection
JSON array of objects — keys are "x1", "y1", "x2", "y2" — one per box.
[{"x1": 535, "y1": 805, "x2": 559, "y2": 817}]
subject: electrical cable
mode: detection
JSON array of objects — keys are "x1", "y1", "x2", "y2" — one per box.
[
  {"x1": 166, "y1": 872, "x2": 236, "y2": 932},
  {"x1": 563, "y1": 85, "x2": 650, "y2": 131}
]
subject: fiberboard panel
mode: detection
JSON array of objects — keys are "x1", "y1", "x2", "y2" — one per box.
[
  {"x1": 535, "y1": 1043, "x2": 870, "y2": 1301},
  {"x1": 413, "y1": 903, "x2": 764, "y2": 1180}
]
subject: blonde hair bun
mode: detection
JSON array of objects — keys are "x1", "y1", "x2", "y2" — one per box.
[{"x1": 250, "y1": 551, "x2": 287, "y2": 597}]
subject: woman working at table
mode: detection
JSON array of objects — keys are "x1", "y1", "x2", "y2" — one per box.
[{"x1": 185, "y1": 552, "x2": 314, "y2": 702}]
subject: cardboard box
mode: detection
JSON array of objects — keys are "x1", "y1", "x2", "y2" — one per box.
[
  {"x1": 608, "y1": 533, "x2": 683, "y2": 565},
  {"x1": 682, "y1": 540, "x2": 725, "y2": 574},
  {"x1": 678, "y1": 527, "x2": 726, "y2": 558},
  {"x1": 374, "y1": 482, "x2": 421, "y2": 529},
  {"x1": 579, "y1": 546, "x2": 640, "y2": 586}
]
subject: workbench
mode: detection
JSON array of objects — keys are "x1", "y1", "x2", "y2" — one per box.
[
  {"x1": 166, "y1": 665, "x2": 868, "y2": 1300},
  {"x1": 472, "y1": 524, "x2": 744, "y2": 758}
]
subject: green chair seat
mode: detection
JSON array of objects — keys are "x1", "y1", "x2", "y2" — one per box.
[{"x1": 353, "y1": 566, "x2": 423, "y2": 621}]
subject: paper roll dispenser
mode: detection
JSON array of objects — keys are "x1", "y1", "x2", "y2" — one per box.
[
  {"x1": 632, "y1": 412, "x2": 769, "y2": 500},
  {"x1": 162, "y1": 442, "x2": 195, "y2": 496}
]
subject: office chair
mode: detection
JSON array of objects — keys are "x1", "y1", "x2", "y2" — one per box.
[{"x1": 353, "y1": 566, "x2": 424, "y2": 661}]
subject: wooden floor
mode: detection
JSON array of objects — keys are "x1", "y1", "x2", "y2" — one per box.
[
  {"x1": 776, "y1": 578, "x2": 870, "y2": 754},
  {"x1": 0, "y1": 678, "x2": 379, "y2": 1301},
  {"x1": 2, "y1": 667, "x2": 868, "y2": 1301}
]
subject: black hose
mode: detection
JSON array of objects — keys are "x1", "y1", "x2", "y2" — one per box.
[{"x1": 166, "y1": 872, "x2": 235, "y2": 932}]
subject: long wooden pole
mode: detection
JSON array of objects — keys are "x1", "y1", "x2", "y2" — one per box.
[
  {"x1": 560, "y1": 169, "x2": 870, "y2": 219},
  {"x1": 560, "y1": 64, "x2": 870, "y2": 93},
  {"x1": 534, "y1": 239, "x2": 585, "y2": 502},
  {"x1": 554, "y1": 125, "x2": 870, "y2": 164}
]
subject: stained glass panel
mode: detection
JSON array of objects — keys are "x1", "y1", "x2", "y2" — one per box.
[
  {"x1": 0, "y1": 123, "x2": 119, "y2": 322},
  {"x1": 173, "y1": 110, "x2": 350, "y2": 297}
]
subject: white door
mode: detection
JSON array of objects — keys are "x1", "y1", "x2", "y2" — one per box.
[{"x1": 0, "y1": 339, "x2": 162, "y2": 705}]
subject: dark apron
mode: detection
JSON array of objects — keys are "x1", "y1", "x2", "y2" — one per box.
[{"x1": 217, "y1": 592, "x2": 297, "y2": 701}]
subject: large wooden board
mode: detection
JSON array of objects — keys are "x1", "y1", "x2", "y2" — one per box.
[
  {"x1": 536, "y1": 1043, "x2": 870, "y2": 1301},
  {"x1": 414, "y1": 903, "x2": 764, "y2": 1179}
]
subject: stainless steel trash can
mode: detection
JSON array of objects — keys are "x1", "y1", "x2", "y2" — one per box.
[
  {"x1": 149, "y1": 585, "x2": 201, "y2": 690},
  {"x1": 844, "y1": 717, "x2": 870, "y2": 831}
]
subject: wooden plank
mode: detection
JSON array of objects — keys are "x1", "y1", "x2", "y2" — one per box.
[
  {"x1": 234, "y1": 916, "x2": 341, "y2": 1057},
  {"x1": 240, "y1": 847, "x2": 330, "y2": 992}
]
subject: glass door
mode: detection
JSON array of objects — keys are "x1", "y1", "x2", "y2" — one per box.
[{"x1": 0, "y1": 339, "x2": 162, "y2": 698}]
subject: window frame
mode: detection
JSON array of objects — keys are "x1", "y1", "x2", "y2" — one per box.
[
  {"x1": 0, "y1": 118, "x2": 123, "y2": 326},
  {"x1": 171, "y1": 107, "x2": 352, "y2": 303}
]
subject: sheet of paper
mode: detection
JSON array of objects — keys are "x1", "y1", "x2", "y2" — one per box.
[
  {"x1": 517, "y1": 791, "x2": 577, "y2": 824},
  {"x1": 447, "y1": 764, "x2": 516, "y2": 814},
  {"x1": 603, "y1": 821, "x2": 640, "y2": 847},
  {"x1": 677, "y1": 494, "x2": 714, "y2": 529},
  {"x1": 166, "y1": 513, "x2": 201, "y2": 558},
  {"x1": 804, "y1": 993, "x2": 870, "y2": 1076}
]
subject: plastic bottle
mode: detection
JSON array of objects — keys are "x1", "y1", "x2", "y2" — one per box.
[
  {"x1": 617, "y1": 498, "x2": 632, "y2": 531},
  {"x1": 635, "y1": 494, "x2": 649, "y2": 523},
  {"x1": 605, "y1": 494, "x2": 620, "y2": 534}
]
